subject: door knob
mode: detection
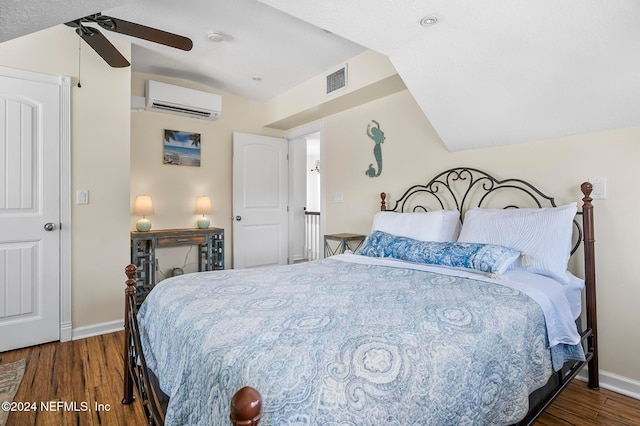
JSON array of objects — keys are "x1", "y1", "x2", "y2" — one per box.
[
  {"x1": 44, "y1": 222, "x2": 57, "y2": 231},
  {"x1": 235, "y1": 216, "x2": 242, "y2": 221}
]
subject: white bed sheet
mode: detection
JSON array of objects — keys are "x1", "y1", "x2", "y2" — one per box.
[{"x1": 333, "y1": 253, "x2": 583, "y2": 347}]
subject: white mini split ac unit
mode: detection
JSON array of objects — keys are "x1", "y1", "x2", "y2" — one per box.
[{"x1": 145, "y1": 80, "x2": 222, "y2": 120}]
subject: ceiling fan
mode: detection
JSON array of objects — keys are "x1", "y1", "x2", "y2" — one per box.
[{"x1": 65, "y1": 13, "x2": 193, "y2": 68}]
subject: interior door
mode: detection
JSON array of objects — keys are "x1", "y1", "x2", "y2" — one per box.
[
  {"x1": 0, "y1": 69, "x2": 61, "y2": 351},
  {"x1": 233, "y1": 132, "x2": 288, "y2": 269}
]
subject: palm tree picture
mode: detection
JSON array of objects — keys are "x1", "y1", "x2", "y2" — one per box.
[{"x1": 163, "y1": 129, "x2": 202, "y2": 167}]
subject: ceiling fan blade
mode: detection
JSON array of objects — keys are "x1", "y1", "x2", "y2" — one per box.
[
  {"x1": 95, "y1": 15, "x2": 193, "y2": 51},
  {"x1": 77, "y1": 26, "x2": 130, "y2": 68}
]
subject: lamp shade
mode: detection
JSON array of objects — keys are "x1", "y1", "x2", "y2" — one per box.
[
  {"x1": 195, "y1": 196, "x2": 212, "y2": 215},
  {"x1": 133, "y1": 195, "x2": 154, "y2": 216}
]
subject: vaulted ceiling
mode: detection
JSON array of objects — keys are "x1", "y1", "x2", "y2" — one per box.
[
  {"x1": 260, "y1": 0, "x2": 640, "y2": 150},
  {"x1": 2, "y1": 0, "x2": 638, "y2": 151}
]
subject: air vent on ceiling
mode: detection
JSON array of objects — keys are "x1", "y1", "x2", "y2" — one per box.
[{"x1": 326, "y1": 64, "x2": 347, "y2": 95}]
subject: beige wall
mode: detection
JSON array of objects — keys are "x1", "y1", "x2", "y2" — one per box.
[
  {"x1": 315, "y1": 89, "x2": 640, "y2": 382},
  {"x1": 130, "y1": 73, "x2": 282, "y2": 274},
  {"x1": 0, "y1": 26, "x2": 131, "y2": 328},
  {"x1": 265, "y1": 50, "x2": 405, "y2": 130}
]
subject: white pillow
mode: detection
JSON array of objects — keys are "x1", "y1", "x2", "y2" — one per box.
[
  {"x1": 371, "y1": 210, "x2": 461, "y2": 242},
  {"x1": 457, "y1": 203, "x2": 577, "y2": 283}
]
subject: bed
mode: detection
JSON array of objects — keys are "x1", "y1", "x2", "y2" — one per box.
[{"x1": 121, "y1": 167, "x2": 599, "y2": 425}]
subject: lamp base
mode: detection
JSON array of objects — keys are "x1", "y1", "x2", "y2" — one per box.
[
  {"x1": 136, "y1": 218, "x2": 152, "y2": 232},
  {"x1": 197, "y1": 217, "x2": 210, "y2": 229}
]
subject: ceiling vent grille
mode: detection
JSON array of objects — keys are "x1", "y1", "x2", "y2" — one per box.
[{"x1": 326, "y1": 65, "x2": 347, "y2": 95}]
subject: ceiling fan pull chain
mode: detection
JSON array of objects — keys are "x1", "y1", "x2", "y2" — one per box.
[{"x1": 77, "y1": 35, "x2": 82, "y2": 88}]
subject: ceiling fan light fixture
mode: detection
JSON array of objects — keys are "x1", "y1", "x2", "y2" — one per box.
[{"x1": 207, "y1": 31, "x2": 225, "y2": 42}]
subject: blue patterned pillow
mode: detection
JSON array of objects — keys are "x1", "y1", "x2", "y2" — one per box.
[{"x1": 357, "y1": 230, "x2": 520, "y2": 275}]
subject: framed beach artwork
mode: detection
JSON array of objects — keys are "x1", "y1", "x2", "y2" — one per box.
[{"x1": 163, "y1": 129, "x2": 201, "y2": 167}]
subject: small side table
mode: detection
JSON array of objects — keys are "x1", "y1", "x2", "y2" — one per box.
[{"x1": 324, "y1": 233, "x2": 366, "y2": 257}]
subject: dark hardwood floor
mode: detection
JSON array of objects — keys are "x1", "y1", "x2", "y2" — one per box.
[
  {"x1": 1, "y1": 332, "x2": 639, "y2": 425},
  {"x1": 0, "y1": 332, "x2": 146, "y2": 426},
  {"x1": 536, "y1": 380, "x2": 640, "y2": 425}
]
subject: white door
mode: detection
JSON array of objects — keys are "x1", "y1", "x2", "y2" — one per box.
[
  {"x1": 0, "y1": 69, "x2": 61, "y2": 351},
  {"x1": 233, "y1": 132, "x2": 288, "y2": 269}
]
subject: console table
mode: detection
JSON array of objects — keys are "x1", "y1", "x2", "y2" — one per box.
[{"x1": 131, "y1": 228, "x2": 224, "y2": 303}]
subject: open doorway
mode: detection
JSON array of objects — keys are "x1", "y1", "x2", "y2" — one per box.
[
  {"x1": 304, "y1": 133, "x2": 321, "y2": 260},
  {"x1": 289, "y1": 126, "x2": 323, "y2": 263}
]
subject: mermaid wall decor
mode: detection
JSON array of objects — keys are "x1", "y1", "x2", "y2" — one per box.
[{"x1": 365, "y1": 120, "x2": 385, "y2": 178}]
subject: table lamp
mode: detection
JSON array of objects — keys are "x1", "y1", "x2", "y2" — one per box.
[
  {"x1": 133, "y1": 195, "x2": 154, "y2": 231},
  {"x1": 196, "y1": 196, "x2": 212, "y2": 229}
]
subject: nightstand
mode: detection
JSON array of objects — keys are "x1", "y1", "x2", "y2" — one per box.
[{"x1": 324, "y1": 233, "x2": 366, "y2": 257}]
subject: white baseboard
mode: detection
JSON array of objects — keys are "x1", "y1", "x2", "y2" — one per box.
[
  {"x1": 577, "y1": 367, "x2": 640, "y2": 400},
  {"x1": 71, "y1": 319, "x2": 123, "y2": 340},
  {"x1": 60, "y1": 321, "x2": 73, "y2": 342}
]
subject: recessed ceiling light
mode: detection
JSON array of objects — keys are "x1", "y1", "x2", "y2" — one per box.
[
  {"x1": 206, "y1": 31, "x2": 225, "y2": 42},
  {"x1": 420, "y1": 16, "x2": 438, "y2": 26}
]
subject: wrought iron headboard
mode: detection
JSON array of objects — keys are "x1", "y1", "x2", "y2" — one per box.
[{"x1": 381, "y1": 167, "x2": 583, "y2": 254}]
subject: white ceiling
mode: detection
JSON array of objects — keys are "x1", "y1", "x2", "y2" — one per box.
[
  {"x1": 0, "y1": 0, "x2": 365, "y2": 102},
  {"x1": 2, "y1": 0, "x2": 639, "y2": 151},
  {"x1": 0, "y1": 0, "x2": 125, "y2": 42},
  {"x1": 260, "y1": 0, "x2": 640, "y2": 150}
]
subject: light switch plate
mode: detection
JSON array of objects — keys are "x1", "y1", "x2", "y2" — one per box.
[
  {"x1": 77, "y1": 189, "x2": 89, "y2": 205},
  {"x1": 587, "y1": 177, "x2": 606, "y2": 199},
  {"x1": 333, "y1": 192, "x2": 344, "y2": 203}
]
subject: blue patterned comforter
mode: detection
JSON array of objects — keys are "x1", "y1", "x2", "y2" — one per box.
[{"x1": 138, "y1": 256, "x2": 582, "y2": 425}]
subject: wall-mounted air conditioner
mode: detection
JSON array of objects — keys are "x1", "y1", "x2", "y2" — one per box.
[{"x1": 144, "y1": 80, "x2": 221, "y2": 120}]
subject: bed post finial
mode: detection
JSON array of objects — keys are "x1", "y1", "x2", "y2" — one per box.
[
  {"x1": 581, "y1": 182, "x2": 593, "y2": 206},
  {"x1": 230, "y1": 386, "x2": 262, "y2": 426},
  {"x1": 581, "y1": 182, "x2": 599, "y2": 390},
  {"x1": 125, "y1": 264, "x2": 137, "y2": 295},
  {"x1": 380, "y1": 192, "x2": 387, "y2": 211}
]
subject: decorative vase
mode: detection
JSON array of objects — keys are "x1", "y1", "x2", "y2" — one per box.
[{"x1": 136, "y1": 218, "x2": 152, "y2": 232}]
